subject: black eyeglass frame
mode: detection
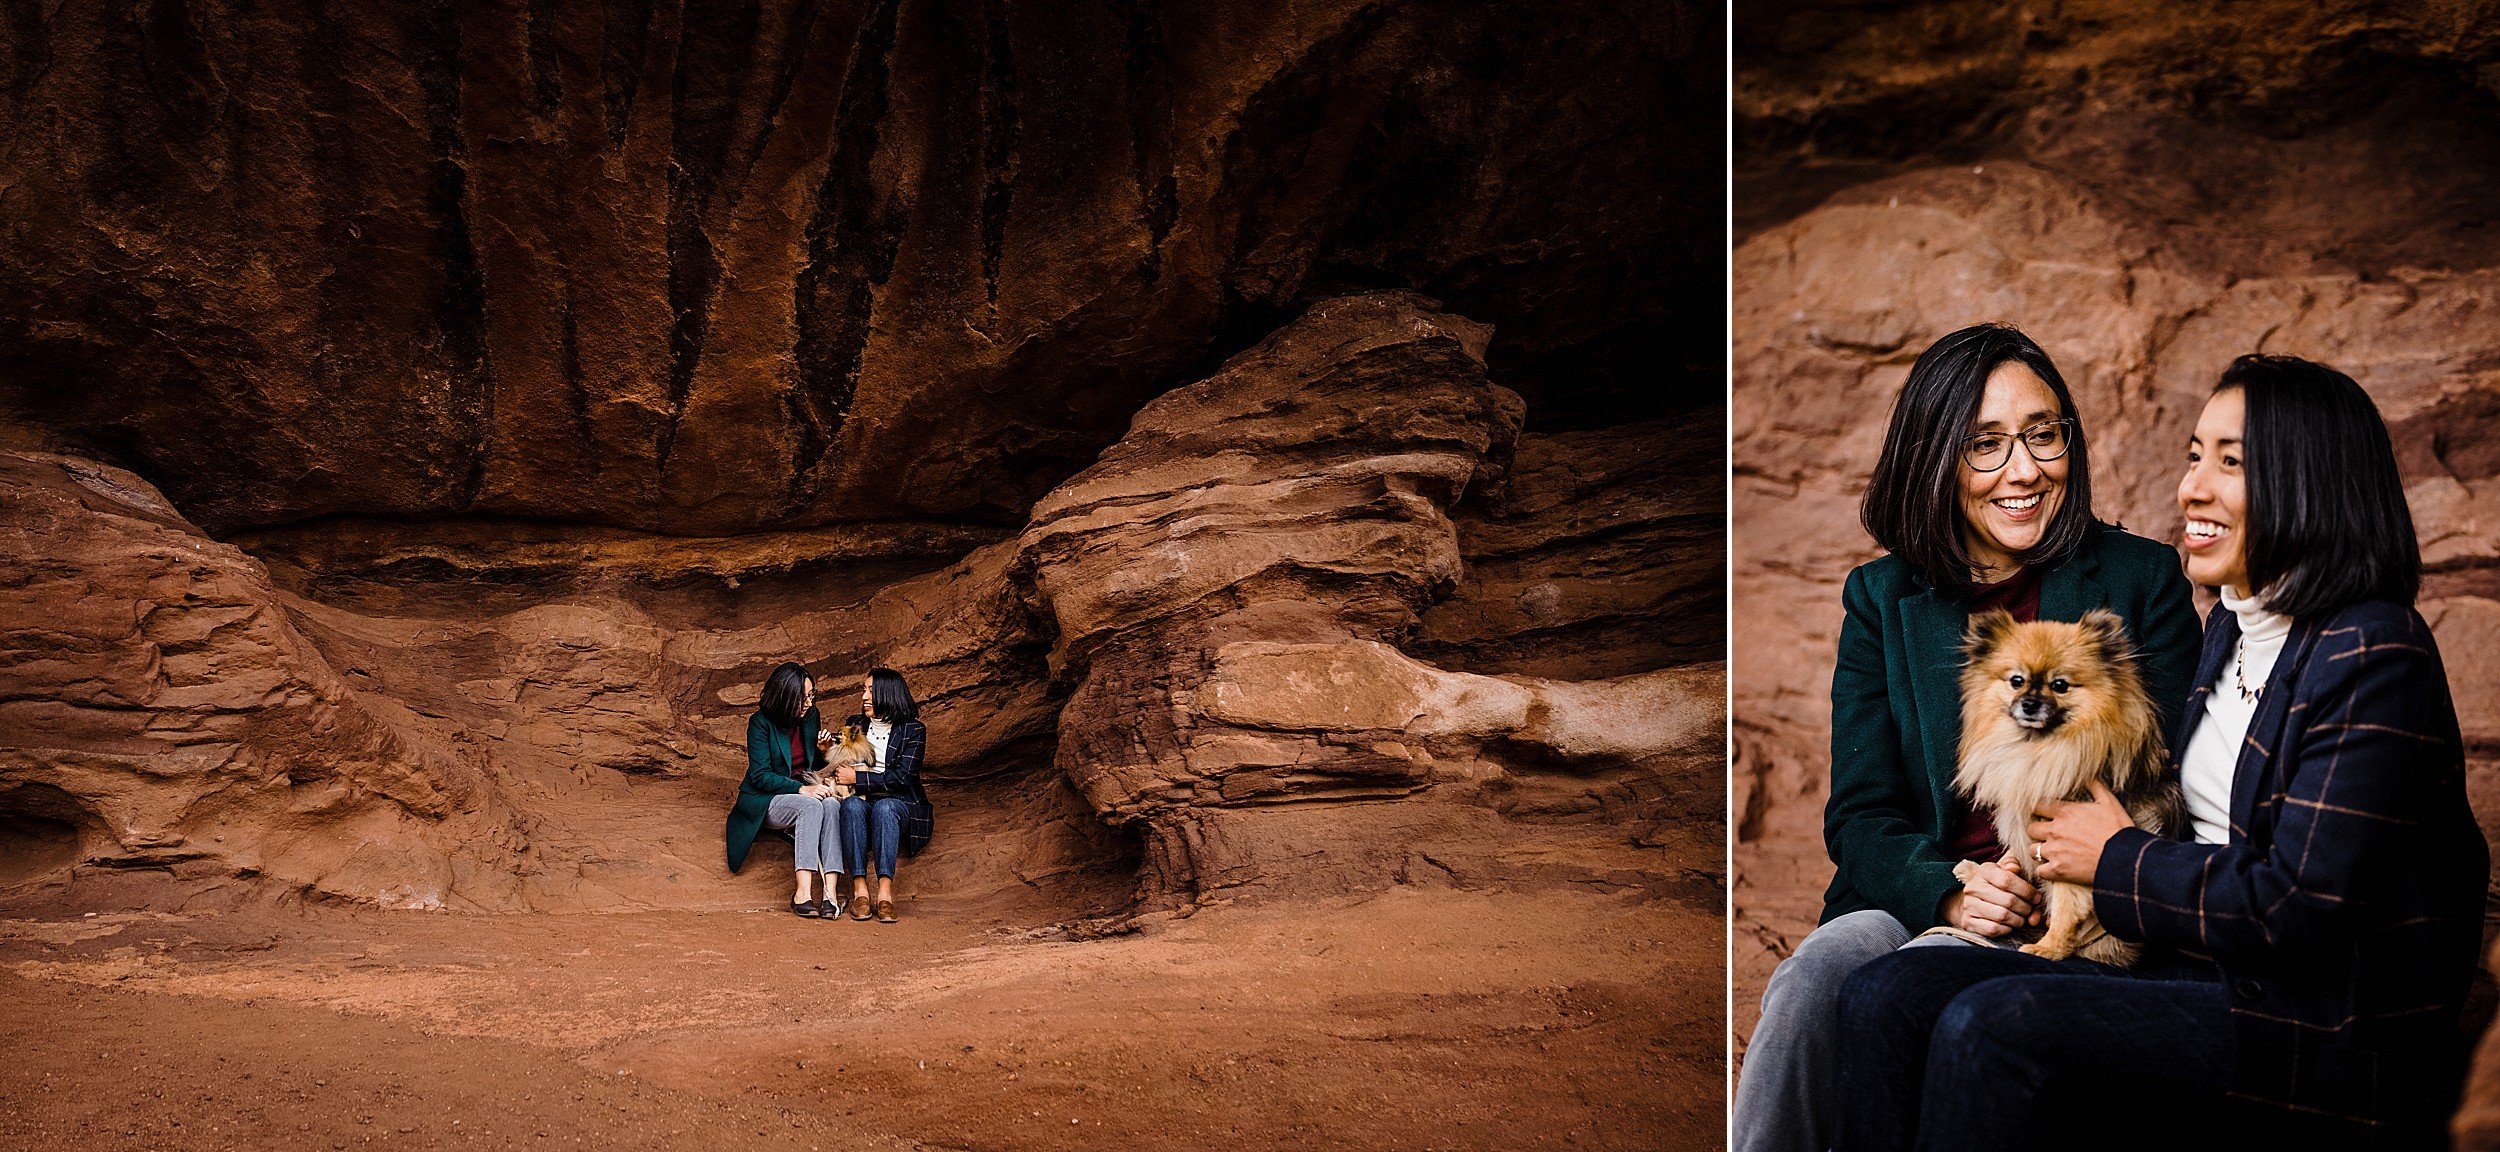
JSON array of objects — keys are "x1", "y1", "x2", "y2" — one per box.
[{"x1": 1960, "y1": 418, "x2": 2075, "y2": 473}]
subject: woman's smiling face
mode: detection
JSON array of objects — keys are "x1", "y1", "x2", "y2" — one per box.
[
  {"x1": 1958, "y1": 362, "x2": 2070, "y2": 578},
  {"x1": 2178, "y1": 386, "x2": 2251, "y2": 590}
]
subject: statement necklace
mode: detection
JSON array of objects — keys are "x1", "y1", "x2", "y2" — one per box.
[{"x1": 2233, "y1": 635, "x2": 2265, "y2": 703}]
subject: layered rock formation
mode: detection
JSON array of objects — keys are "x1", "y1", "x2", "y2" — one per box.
[
  {"x1": 3, "y1": 291, "x2": 1719, "y2": 917},
  {"x1": 1015, "y1": 293, "x2": 1722, "y2": 903},
  {"x1": 0, "y1": 0, "x2": 1722, "y2": 927},
  {"x1": 1729, "y1": 1, "x2": 2500, "y2": 1108},
  {"x1": 0, "y1": 451, "x2": 529, "y2": 907},
  {"x1": 0, "y1": 0, "x2": 1718, "y2": 536}
]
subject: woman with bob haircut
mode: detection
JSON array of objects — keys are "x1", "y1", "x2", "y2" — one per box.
[
  {"x1": 1833, "y1": 355, "x2": 2487, "y2": 1150},
  {"x1": 834, "y1": 666, "x2": 931, "y2": 923},
  {"x1": 1732, "y1": 323, "x2": 2202, "y2": 1152},
  {"x1": 724, "y1": 662, "x2": 848, "y2": 918}
]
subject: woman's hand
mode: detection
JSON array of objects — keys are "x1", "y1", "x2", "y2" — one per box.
[
  {"x1": 834, "y1": 766, "x2": 857, "y2": 786},
  {"x1": 2029, "y1": 780, "x2": 2131, "y2": 884},
  {"x1": 1943, "y1": 858, "x2": 2039, "y2": 935},
  {"x1": 816, "y1": 730, "x2": 835, "y2": 750}
]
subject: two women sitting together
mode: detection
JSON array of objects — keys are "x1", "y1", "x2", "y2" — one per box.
[
  {"x1": 724, "y1": 664, "x2": 928, "y2": 923},
  {"x1": 1733, "y1": 325, "x2": 2486, "y2": 1151}
]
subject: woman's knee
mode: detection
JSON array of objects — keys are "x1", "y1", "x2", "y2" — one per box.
[
  {"x1": 1930, "y1": 980, "x2": 2054, "y2": 1057},
  {"x1": 872, "y1": 797, "x2": 910, "y2": 820},
  {"x1": 1767, "y1": 911, "x2": 1908, "y2": 1010},
  {"x1": 1833, "y1": 947, "x2": 1945, "y2": 1036}
]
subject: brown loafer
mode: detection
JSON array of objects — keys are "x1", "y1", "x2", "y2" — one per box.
[
  {"x1": 874, "y1": 899, "x2": 898, "y2": 923},
  {"x1": 850, "y1": 895, "x2": 875, "y2": 921}
]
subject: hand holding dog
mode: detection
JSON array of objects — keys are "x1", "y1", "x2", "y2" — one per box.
[
  {"x1": 2029, "y1": 780, "x2": 2131, "y2": 884},
  {"x1": 1945, "y1": 859, "x2": 2040, "y2": 935}
]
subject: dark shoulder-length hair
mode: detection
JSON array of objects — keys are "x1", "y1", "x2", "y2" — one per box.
[
  {"x1": 2224, "y1": 355, "x2": 2419, "y2": 617},
  {"x1": 1861, "y1": 323, "x2": 2096, "y2": 599},
  {"x1": 866, "y1": 667, "x2": 919, "y2": 724},
  {"x1": 758, "y1": 662, "x2": 814, "y2": 726}
]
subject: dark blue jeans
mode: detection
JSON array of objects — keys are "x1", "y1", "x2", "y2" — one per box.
[
  {"x1": 1833, "y1": 943, "x2": 2231, "y2": 1152},
  {"x1": 841, "y1": 795, "x2": 911, "y2": 879}
]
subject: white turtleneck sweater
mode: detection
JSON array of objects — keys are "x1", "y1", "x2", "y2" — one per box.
[
  {"x1": 865, "y1": 718, "x2": 893, "y2": 770},
  {"x1": 2179, "y1": 586, "x2": 2292, "y2": 845}
]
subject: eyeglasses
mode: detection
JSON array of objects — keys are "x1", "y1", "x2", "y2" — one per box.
[{"x1": 1962, "y1": 419, "x2": 2073, "y2": 473}]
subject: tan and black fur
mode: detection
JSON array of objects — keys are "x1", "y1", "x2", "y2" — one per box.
[
  {"x1": 1953, "y1": 608, "x2": 2182, "y2": 965},
  {"x1": 805, "y1": 723, "x2": 875, "y2": 801}
]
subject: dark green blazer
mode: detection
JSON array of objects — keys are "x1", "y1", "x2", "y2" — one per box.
[
  {"x1": 725, "y1": 707, "x2": 825, "y2": 874},
  {"x1": 1820, "y1": 523, "x2": 2200, "y2": 928}
]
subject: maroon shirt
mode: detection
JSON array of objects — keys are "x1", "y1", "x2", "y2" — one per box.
[{"x1": 1939, "y1": 565, "x2": 2041, "y2": 862}]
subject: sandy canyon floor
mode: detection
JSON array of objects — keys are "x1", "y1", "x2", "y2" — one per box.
[{"x1": 0, "y1": 863, "x2": 1717, "y2": 1151}]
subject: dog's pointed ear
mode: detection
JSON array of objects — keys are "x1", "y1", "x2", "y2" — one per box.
[
  {"x1": 1964, "y1": 609, "x2": 2019, "y2": 659},
  {"x1": 2077, "y1": 609, "x2": 2136, "y2": 663}
]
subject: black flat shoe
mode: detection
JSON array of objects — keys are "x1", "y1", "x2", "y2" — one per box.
[
  {"x1": 816, "y1": 897, "x2": 841, "y2": 919},
  {"x1": 790, "y1": 899, "x2": 820, "y2": 918}
]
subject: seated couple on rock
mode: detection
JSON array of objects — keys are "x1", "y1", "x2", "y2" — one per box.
[
  {"x1": 1733, "y1": 326, "x2": 2485, "y2": 1152},
  {"x1": 724, "y1": 663, "x2": 932, "y2": 922}
]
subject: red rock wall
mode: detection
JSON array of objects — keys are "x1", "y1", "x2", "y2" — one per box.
[
  {"x1": 0, "y1": 1, "x2": 1725, "y2": 925},
  {"x1": 1, "y1": 291, "x2": 1721, "y2": 919},
  {"x1": 1732, "y1": 2, "x2": 2500, "y2": 1104},
  {"x1": 0, "y1": 0, "x2": 1719, "y2": 535}
]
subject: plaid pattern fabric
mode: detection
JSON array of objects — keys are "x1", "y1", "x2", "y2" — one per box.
[
  {"x1": 847, "y1": 714, "x2": 934, "y2": 856},
  {"x1": 2095, "y1": 600, "x2": 2486, "y2": 1139}
]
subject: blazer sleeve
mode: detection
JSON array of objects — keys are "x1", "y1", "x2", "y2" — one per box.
[
  {"x1": 743, "y1": 714, "x2": 808, "y2": 796},
  {"x1": 2130, "y1": 562, "x2": 2204, "y2": 753},
  {"x1": 854, "y1": 719, "x2": 924, "y2": 797},
  {"x1": 2095, "y1": 611, "x2": 2451, "y2": 960},
  {"x1": 1824, "y1": 566, "x2": 1962, "y2": 929}
]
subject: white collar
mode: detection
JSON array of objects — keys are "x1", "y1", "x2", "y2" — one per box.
[{"x1": 2220, "y1": 585, "x2": 2292, "y2": 648}]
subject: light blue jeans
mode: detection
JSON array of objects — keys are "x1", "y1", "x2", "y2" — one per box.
[
  {"x1": 1733, "y1": 910, "x2": 1984, "y2": 1152},
  {"x1": 763, "y1": 793, "x2": 845, "y2": 877}
]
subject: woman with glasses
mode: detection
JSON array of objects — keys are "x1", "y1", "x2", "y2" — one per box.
[
  {"x1": 724, "y1": 662, "x2": 849, "y2": 918},
  {"x1": 1732, "y1": 324, "x2": 2202, "y2": 1152},
  {"x1": 1830, "y1": 356, "x2": 2484, "y2": 1150}
]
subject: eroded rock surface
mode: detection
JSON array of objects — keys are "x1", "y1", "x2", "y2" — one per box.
[
  {"x1": 1016, "y1": 293, "x2": 1722, "y2": 903},
  {"x1": 1731, "y1": 3, "x2": 2500, "y2": 1097},
  {"x1": 1417, "y1": 418, "x2": 1725, "y2": 680},
  {"x1": 0, "y1": 451, "x2": 529, "y2": 907},
  {"x1": 2, "y1": 293, "x2": 1719, "y2": 919},
  {"x1": 0, "y1": 0, "x2": 1718, "y2": 535}
]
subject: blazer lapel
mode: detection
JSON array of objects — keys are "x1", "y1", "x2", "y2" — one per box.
[
  {"x1": 2170, "y1": 604, "x2": 2236, "y2": 763},
  {"x1": 2228, "y1": 616, "x2": 2321, "y2": 841},
  {"x1": 1902, "y1": 587, "x2": 1969, "y2": 830},
  {"x1": 2035, "y1": 542, "x2": 2103, "y2": 626}
]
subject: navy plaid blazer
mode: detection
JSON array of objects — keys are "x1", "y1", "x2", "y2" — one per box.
[{"x1": 2094, "y1": 600, "x2": 2486, "y2": 1140}]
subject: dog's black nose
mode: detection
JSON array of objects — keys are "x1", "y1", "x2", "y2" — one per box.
[{"x1": 2012, "y1": 693, "x2": 2056, "y2": 727}]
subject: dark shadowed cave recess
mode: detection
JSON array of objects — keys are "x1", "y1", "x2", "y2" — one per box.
[{"x1": 0, "y1": 0, "x2": 1725, "y2": 926}]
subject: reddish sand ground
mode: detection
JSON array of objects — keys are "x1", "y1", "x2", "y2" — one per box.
[{"x1": 0, "y1": 876, "x2": 1719, "y2": 1151}]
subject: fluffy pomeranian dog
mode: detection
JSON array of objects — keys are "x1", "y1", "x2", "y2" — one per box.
[
  {"x1": 805, "y1": 723, "x2": 876, "y2": 801},
  {"x1": 1954, "y1": 608, "x2": 2182, "y2": 965}
]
